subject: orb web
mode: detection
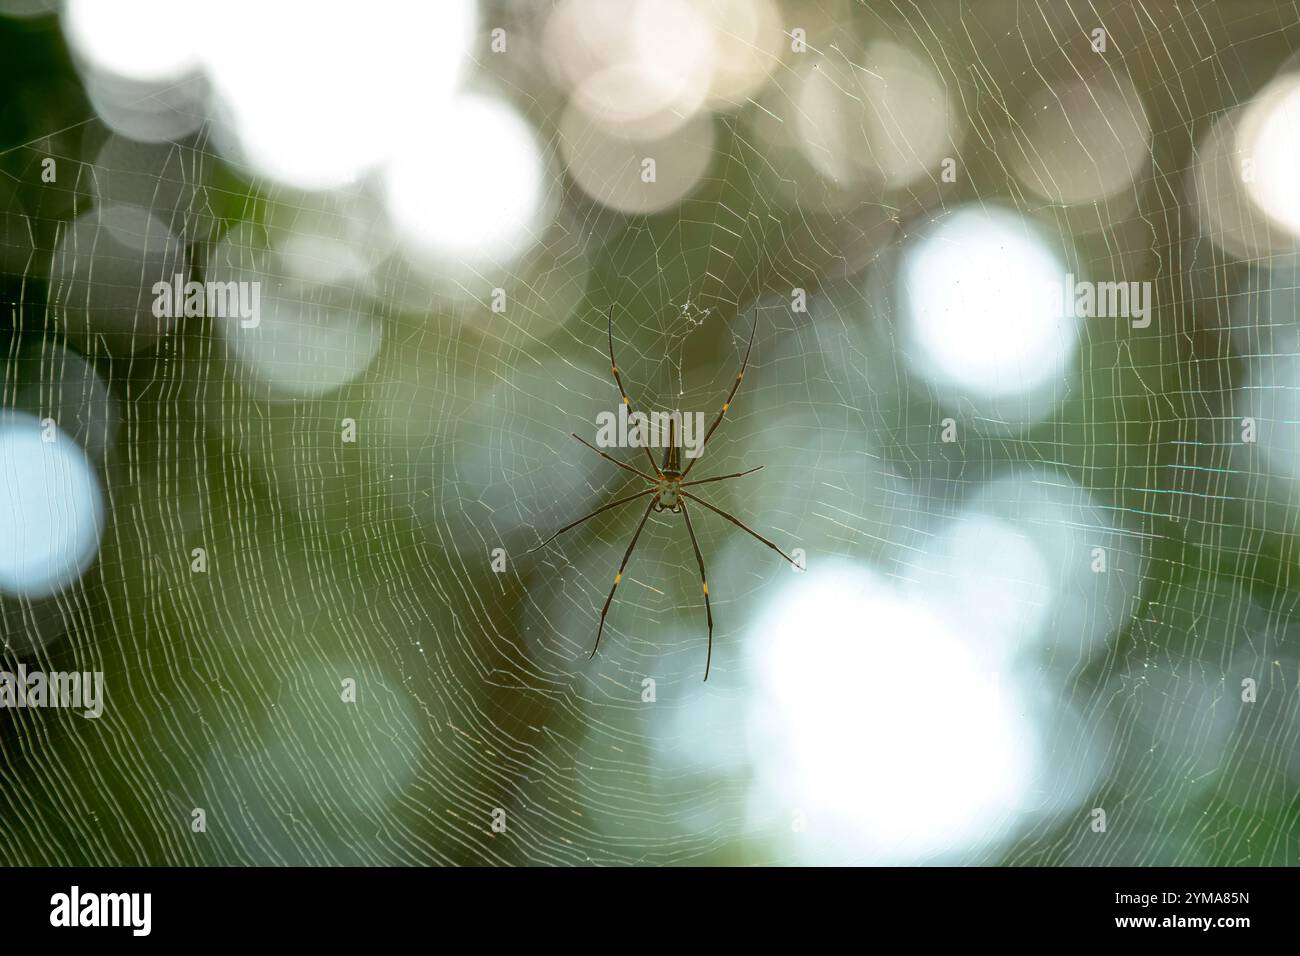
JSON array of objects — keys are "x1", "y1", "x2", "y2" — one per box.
[{"x1": 0, "y1": 1, "x2": 1295, "y2": 867}]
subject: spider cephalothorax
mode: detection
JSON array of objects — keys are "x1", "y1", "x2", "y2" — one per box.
[
  {"x1": 530, "y1": 305, "x2": 797, "y2": 680},
  {"x1": 653, "y1": 474, "x2": 683, "y2": 513}
]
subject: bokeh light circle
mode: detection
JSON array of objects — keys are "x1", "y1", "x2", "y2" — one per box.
[
  {"x1": 383, "y1": 94, "x2": 547, "y2": 263},
  {"x1": 897, "y1": 205, "x2": 1078, "y2": 400},
  {"x1": 0, "y1": 413, "x2": 104, "y2": 598}
]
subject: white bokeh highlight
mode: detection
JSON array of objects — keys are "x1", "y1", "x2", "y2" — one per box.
[
  {"x1": 0, "y1": 414, "x2": 104, "y2": 598},
  {"x1": 899, "y1": 205, "x2": 1079, "y2": 401},
  {"x1": 62, "y1": 0, "x2": 201, "y2": 84},
  {"x1": 746, "y1": 561, "x2": 1039, "y2": 863},
  {"x1": 1239, "y1": 74, "x2": 1300, "y2": 241},
  {"x1": 383, "y1": 95, "x2": 546, "y2": 264}
]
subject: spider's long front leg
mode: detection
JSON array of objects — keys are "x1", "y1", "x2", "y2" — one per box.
[
  {"x1": 591, "y1": 496, "x2": 658, "y2": 660},
  {"x1": 678, "y1": 498, "x2": 714, "y2": 681},
  {"x1": 528, "y1": 487, "x2": 655, "y2": 553},
  {"x1": 606, "y1": 305, "x2": 663, "y2": 478},
  {"x1": 570, "y1": 432, "x2": 658, "y2": 483},
  {"x1": 680, "y1": 490, "x2": 798, "y2": 567},
  {"x1": 680, "y1": 310, "x2": 758, "y2": 479},
  {"x1": 681, "y1": 464, "x2": 763, "y2": 489}
]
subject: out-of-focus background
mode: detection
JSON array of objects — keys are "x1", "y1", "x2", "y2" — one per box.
[{"x1": 0, "y1": 0, "x2": 1296, "y2": 865}]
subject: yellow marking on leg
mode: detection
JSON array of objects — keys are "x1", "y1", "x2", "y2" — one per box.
[
  {"x1": 614, "y1": 573, "x2": 622, "y2": 584},
  {"x1": 702, "y1": 582, "x2": 708, "y2": 595},
  {"x1": 622, "y1": 396, "x2": 629, "y2": 405},
  {"x1": 722, "y1": 403, "x2": 729, "y2": 411}
]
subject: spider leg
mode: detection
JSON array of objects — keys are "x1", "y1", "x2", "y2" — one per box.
[
  {"x1": 591, "y1": 496, "x2": 658, "y2": 660},
  {"x1": 681, "y1": 464, "x2": 763, "y2": 489},
  {"x1": 606, "y1": 305, "x2": 664, "y2": 477},
  {"x1": 680, "y1": 490, "x2": 798, "y2": 567},
  {"x1": 527, "y1": 487, "x2": 656, "y2": 553},
  {"x1": 680, "y1": 310, "x2": 758, "y2": 479},
  {"x1": 570, "y1": 433, "x2": 658, "y2": 483},
  {"x1": 678, "y1": 498, "x2": 714, "y2": 681}
]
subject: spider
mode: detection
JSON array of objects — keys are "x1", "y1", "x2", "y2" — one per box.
[{"x1": 530, "y1": 305, "x2": 797, "y2": 680}]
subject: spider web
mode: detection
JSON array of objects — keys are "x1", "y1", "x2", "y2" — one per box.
[{"x1": 0, "y1": 0, "x2": 1296, "y2": 867}]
